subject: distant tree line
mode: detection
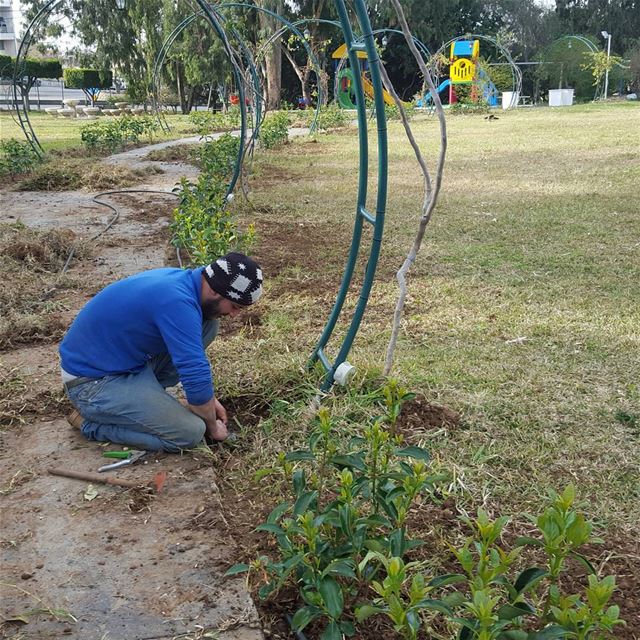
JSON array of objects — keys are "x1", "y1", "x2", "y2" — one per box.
[{"x1": 12, "y1": 0, "x2": 640, "y2": 110}]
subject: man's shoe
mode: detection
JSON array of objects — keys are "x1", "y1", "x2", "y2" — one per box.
[{"x1": 67, "y1": 409, "x2": 84, "y2": 430}]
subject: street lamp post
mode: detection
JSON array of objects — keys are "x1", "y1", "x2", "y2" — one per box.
[{"x1": 601, "y1": 30, "x2": 612, "y2": 100}]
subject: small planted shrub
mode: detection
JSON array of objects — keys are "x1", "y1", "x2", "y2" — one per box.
[
  {"x1": 0, "y1": 139, "x2": 40, "y2": 177},
  {"x1": 188, "y1": 108, "x2": 242, "y2": 136},
  {"x1": 194, "y1": 133, "x2": 241, "y2": 180},
  {"x1": 259, "y1": 112, "x2": 290, "y2": 149},
  {"x1": 171, "y1": 132, "x2": 253, "y2": 266},
  {"x1": 308, "y1": 103, "x2": 350, "y2": 131}
]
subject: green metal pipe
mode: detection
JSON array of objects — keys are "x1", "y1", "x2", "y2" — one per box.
[
  {"x1": 319, "y1": 0, "x2": 388, "y2": 391},
  {"x1": 309, "y1": 0, "x2": 369, "y2": 377}
]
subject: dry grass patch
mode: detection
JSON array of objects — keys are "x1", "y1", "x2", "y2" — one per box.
[
  {"x1": 0, "y1": 222, "x2": 90, "y2": 351},
  {"x1": 11, "y1": 158, "x2": 164, "y2": 192},
  {"x1": 144, "y1": 144, "x2": 198, "y2": 164}
]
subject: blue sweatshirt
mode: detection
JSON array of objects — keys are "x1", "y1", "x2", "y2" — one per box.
[{"x1": 59, "y1": 267, "x2": 214, "y2": 405}]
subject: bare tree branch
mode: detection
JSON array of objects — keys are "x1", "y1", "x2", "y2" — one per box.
[{"x1": 382, "y1": 0, "x2": 448, "y2": 376}]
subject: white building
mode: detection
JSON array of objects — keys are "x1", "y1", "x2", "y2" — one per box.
[{"x1": 0, "y1": 0, "x2": 19, "y2": 57}]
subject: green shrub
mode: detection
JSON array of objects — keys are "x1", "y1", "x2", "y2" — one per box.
[
  {"x1": 170, "y1": 176, "x2": 254, "y2": 266},
  {"x1": 307, "y1": 103, "x2": 350, "y2": 130},
  {"x1": 259, "y1": 111, "x2": 290, "y2": 149},
  {"x1": 188, "y1": 108, "x2": 242, "y2": 136},
  {"x1": 0, "y1": 139, "x2": 40, "y2": 177},
  {"x1": 106, "y1": 93, "x2": 128, "y2": 107},
  {"x1": 195, "y1": 133, "x2": 240, "y2": 180},
  {"x1": 171, "y1": 132, "x2": 252, "y2": 266},
  {"x1": 80, "y1": 115, "x2": 159, "y2": 152}
]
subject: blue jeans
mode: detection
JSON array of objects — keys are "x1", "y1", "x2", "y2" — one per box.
[{"x1": 65, "y1": 320, "x2": 219, "y2": 453}]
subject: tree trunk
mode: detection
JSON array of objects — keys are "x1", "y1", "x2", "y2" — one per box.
[
  {"x1": 175, "y1": 61, "x2": 188, "y2": 114},
  {"x1": 264, "y1": 42, "x2": 282, "y2": 110},
  {"x1": 282, "y1": 45, "x2": 312, "y2": 107},
  {"x1": 258, "y1": 0, "x2": 283, "y2": 110}
]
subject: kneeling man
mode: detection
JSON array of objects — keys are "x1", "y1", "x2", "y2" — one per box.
[{"x1": 59, "y1": 252, "x2": 263, "y2": 452}]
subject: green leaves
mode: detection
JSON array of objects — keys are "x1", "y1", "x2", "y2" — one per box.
[
  {"x1": 318, "y1": 576, "x2": 344, "y2": 619},
  {"x1": 291, "y1": 605, "x2": 322, "y2": 632},
  {"x1": 259, "y1": 112, "x2": 290, "y2": 149},
  {"x1": 394, "y1": 446, "x2": 430, "y2": 462},
  {"x1": 223, "y1": 563, "x2": 249, "y2": 577},
  {"x1": 514, "y1": 567, "x2": 548, "y2": 594}
]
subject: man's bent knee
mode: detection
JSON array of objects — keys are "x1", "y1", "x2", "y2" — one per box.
[{"x1": 161, "y1": 416, "x2": 206, "y2": 452}]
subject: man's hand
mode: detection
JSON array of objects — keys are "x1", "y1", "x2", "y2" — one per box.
[
  {"x1": 214, "y1": 398, "x2": 228, "y2": 425},
  {"x1": 206, "y1": 418, "x2": 228, "y2": 442},
  {"x1": 187, "y1": 396, "x2": 230, "y2": 442}
]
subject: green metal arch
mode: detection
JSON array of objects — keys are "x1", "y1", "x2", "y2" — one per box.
[
  {"x1": 151, "y1": 10, "x2": 261, "y2": 197},
  {"x1": 310, "y1": 0, "x2": 388, "y2": 390},
  {"x1": 12, "y1": 0, "x2": 389, "y2": 392}
]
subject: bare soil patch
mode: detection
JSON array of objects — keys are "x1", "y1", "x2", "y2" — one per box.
[{"x1": 251, "y1": 215, "x2": 348, "y2": 295}]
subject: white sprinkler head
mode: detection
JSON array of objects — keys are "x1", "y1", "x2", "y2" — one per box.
[{"x1": 334, "y1": 361, "x2": 356, "y2": 386}]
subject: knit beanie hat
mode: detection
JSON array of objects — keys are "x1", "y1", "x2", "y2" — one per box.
[{"x1": 204, "y1": 252, "x2": 263, "y2": 306}]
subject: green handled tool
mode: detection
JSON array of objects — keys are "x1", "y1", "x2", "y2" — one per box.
[
  {"x1": 99, "y1": 450, "x2": 148, "y2": 472},
  {"x1": 103, "y1": 450, "x2": 138, "y2": 459}
]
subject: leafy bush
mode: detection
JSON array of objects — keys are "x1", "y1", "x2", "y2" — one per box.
[
  {"x1": 63, "y1": 68, "x2": 112, "y2": 91},
  {"x1": 171, "y1": 132, "x2": 252, "y2": 266},
  {"x1": 308, "y1": 103, "x2": 350, "y2": 130},
  {"x1": 0, "y1": 139, "x2": 40, "y2": 177},
  {"x1": 105, "y1": 93, "x2": 128, "y2": 107},
  {"x1": 0, "y1": 54, "x2": 12, "y2": 78},
  {"x1": 80, "y1": 115, "x2": 159, "y2": 152},
  {"x1": 194, "y1": 133, "x2": 240, "y2": 180},
  {"x1": 384, "y1": 102, "x2": 416, "y2": 122},
  {"x1": 170, "y1": 176, "x2": 254, "y2": 265},
  {"x1": 188, "y1": 108, "x2": 242, "y2": 136},
  {"x1": 259, "y1": 111, "x2": 290, "y2": 149}
]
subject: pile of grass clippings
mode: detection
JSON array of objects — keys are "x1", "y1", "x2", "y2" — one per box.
[
  {"x1": 144, "y1": 144, "x2": 198, "y2": 165},
  {"x1": 14, "y1": 158, "x2": 164, "y2": 192},
  {"x1": 0, "y1": 222, "x2": 90, "y2": 350}
]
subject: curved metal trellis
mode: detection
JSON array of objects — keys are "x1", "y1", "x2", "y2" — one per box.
[
  {"x1": 548, "y1": 35, "x2": 602, "y2": 101},
  {"x1": 151, "y1": 9, "x2": 259, "y2": 197},
  {"x1": 11, "y1": 0, "x2": 390, "y2": 392},
  {"x1": 332, "y1": 28, "x2": 432, "y2": 111},
  {"x1": 309, "y1": 0, "x2": 388, "y2": 390}
]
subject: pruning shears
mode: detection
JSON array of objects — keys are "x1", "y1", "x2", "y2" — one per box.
[{"x1": 98, "y1": 450, "x2": 148, "y2": 473}]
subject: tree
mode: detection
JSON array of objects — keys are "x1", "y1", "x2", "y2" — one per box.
[
  {"x1": 256, "y1": 0, "x2": 284, "y2": 110},
  {"x1": 628, "y1": 42, "x2": 640, "y2": 92},
  {"x1": 0, "y1": 54, "x2": 11, "y2": 78},
  {"x1": 63, "y1": 68, "x2": 113, "y2": 105},
  {"x1": 11, "y1": 57, "x2": 63, "y2": 111},
  {"x1": 555, "y1": 0, "x2": 640, "y2": 53},
  {"x1": 280, "y1": 0, "x2": 340, "y2": 107}
]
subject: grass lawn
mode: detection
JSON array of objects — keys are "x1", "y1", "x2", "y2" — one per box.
[
  {"x1": 213, "y1": 101, "x2": 640, "y2": 535},
  {"x1": 0, "y1": 110, "x2": 197, "y2": 152}
]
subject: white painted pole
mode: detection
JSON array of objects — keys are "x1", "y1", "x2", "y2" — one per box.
[{"x1": 602, "y1": 32, "x2": 612, "y2": 100}]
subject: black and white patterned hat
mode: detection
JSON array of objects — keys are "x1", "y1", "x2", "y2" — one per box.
[{"x1": 204, "y1": 252, "x2": 263, "y2": 306}]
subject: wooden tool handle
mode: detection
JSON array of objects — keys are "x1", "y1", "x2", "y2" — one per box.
[{"x1": 48, "y1": 467, "x2": 146, "y2": 489}]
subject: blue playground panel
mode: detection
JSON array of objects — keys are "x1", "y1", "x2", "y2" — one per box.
[{"x1": 452, "y1": 41, "x2": 475, "y2": 57}]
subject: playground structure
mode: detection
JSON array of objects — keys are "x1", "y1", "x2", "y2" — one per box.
[
  {"x1": 333, "y1": 42, "x2": 408, "y2": 108},
  {"x1": 416, "y1": 38, "x2": 499, "y2": 108}
]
